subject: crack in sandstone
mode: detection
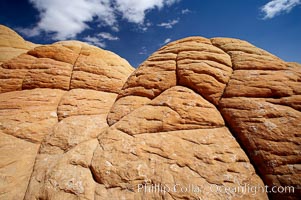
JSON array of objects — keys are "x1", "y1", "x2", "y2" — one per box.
[
  {"x1": 266, "y1": 99, "x2": 301, "y2": 113},
  {"x1": 176, "y1": 50, "x2": 232, "y2": 67},
  {"x1": 210, "y1": 40, "x2": 300, "y2": 199},
  {"x1": 20, "y1": 57, "x2": 36, "y2": 91},
  {"x1": 178, "y1": 64, "x2": 230, "y2": 84},
  {"x1": 175, "y1": 49, "x2": 180, "y2": 86},
  {"x1": 22, "y1": 91, "x2": 67, "y2": 199},
  {"x1": 23, "y1": 143, "x2": 41, "y2": 200},
  {"x1": 142, "y1": 149, "x2": 173, "y2": 161},
  {"x1": 4, "y1": 35, "x2": 297, "y2": 199},
  {"x1": 127, "y1": 127, "x2": 226, "y2": 137},
  {"x1": 68, "y1": 46, "x2": 82, "y2": 91},
  {"x1": 209, "y1": 40, "x2": 234, "y2": 106},
  {"x1": 174, "y1": 40, "x2": 232, "y2": 107},
  {"x1": 0, "y1": 131, "x2": 38, "y2": 144},
  {"x1": 207, "y1": 40, "x2": 273, "y2": 195},
  {"x1": 177, "y1": 136, "x2": 212, "y2": 146},
  {"x1": 174, "y1": 163, "x2": 213, "y2": 185},
  {"x1": 54, "y1": 46, "x2": 83, "y2": 122},
  {"x1": 116, "y1": 125, "x2": 225, "y2": 137},
  {"x1": 110, "y1": 40, "x2": 231, "y2": 127}
]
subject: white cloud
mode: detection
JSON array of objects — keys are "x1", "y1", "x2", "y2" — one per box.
[
  {"x1": 157, "y1": 19, "x2": 179, "y2": 29},
  {"x1": 111, "y1": 26, "x2": 120, "y2": 32},
  {"x1": 141, "y1": 27, "x2": 148, "y2": 32},
  {"x1": 115, "y1": 0, "x2": 181, "y2": 24},
  {"x1": 164, "y1": 38, "x2": 171, "y2": 44},
  {"x1": 165, "y1": 0, "x2": 181, "y2": 6},
  {"x1": 16, "y1": 26, "x2": 40, "y2": 37},
  {"x1": 98, "y1": 32, "x2": 119, "y2": 40},
  {"x1": 21, "y1": 0, "x2": 116, "y2": 40},
  {"x1": 261, "y1": 0, "x2": 301, "y2": 19},
  {"x1": 138, "y1": 22, "x2": 152, "y2": 32},
  {"x1": 139, "y1": 46, "x2": 147, "y2": 55},
  {"x1": 83, "y1": 32, "x2": 119, "y2": 48},
  {"x1": 20, "y1": 0, "x2": 180, "y2": 40},
  {"x1": 181, "y1": 8, "x2": 191, "y2": 14},
  {"x1": 115, "y1": 0, "x2": 163, "y2": 24},
  {"x1": 83, "y1": 36, "x2": 106, "y2": 48}
]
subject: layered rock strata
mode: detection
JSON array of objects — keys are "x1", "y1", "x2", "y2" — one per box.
[
  {"x1": 0, "y1": 25, "x2": 300, "y2": 200},
  {"x1": 0, "y1": 29, "x2": 134, "y2": 200},
  {"x1": 0, "y1": 25, "x2": 37, "y2": 65}
]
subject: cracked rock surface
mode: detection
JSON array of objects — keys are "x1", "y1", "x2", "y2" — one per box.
[{"x1": 0, "y1": 25, "x2": 300, "y2": 200}]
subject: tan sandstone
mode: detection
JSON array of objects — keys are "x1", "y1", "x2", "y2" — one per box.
[
  {"x1": 0, "y1": 26, "x2": 134, "y2": 200},
  {"x1": 0, "y1": 25, "x2": 38, "y2": 65},
  {"x1": 0, "y1": 25, "x2": 300, "y2": 200}
]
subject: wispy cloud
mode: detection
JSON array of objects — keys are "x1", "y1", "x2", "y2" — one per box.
[
  {"x1": 138, "y1": 22, "x2": 152, "y2": 32},
  {"x1": 158, "y1": 38, "x2": 172, "y2": 47},
  {"x1": 98, "y1": 32, "x2": 119, "y2": 40},
  {"x1": 83, "y1": 36, "x2": 106, "y2": 48},
  {"x1": 181, "y1": 8, "x2": 191, "y2": 14},
  {"x1": 83, "y1": 32, "x2": 119, "y2": 48},
  {"x1": 157, "y1": 19, "x2": 179, "y2": 29},
  {"x1": 115, "y1": 0, "x2": 176, "y2": 24},
  {"x1": 19, "y1": 0, "x2": 180, "y2": 40},
  {"x1": 164, "y1": 38, "x2": 171, "y2": 44},
  {"x1": 139, "y1": 46, "x2": 148, "y2": 55},
  {"x1": 261, "y1": 0, "x2": 301, "y2": 19}
]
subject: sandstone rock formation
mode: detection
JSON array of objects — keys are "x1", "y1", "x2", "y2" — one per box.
[
  {"x1": 0, "y1": 39, "x2": 133, "y2": 93},
  {"x1": 0, "y1": 26, "x2": 134, "y2": 200},
  {"x1": 0, "y1": 25, "x2": 300, "y2": 200},
  {"x1": 0, "y1": 25, "x2": 38, "y2": 65}
]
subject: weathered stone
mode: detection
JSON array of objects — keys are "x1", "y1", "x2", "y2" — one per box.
[
  {"x1": 213, "y1": 38, "x2": 301, "y2": 199},
  {"x1": 0, "y1": 25, "x2": 37, "y2": 65},
  {"x1": 0, "y1": 132, "x2": 39, "y2": 200},
  {"x1": 177, "y1": 40, "x2": 232, "y2": 105},
  {"x1": 114, "y1": 86, "x2": 225, "y2": 135},
  {"x1": 70, "y1": 43, "x2": 134, "y2": 93},
  {"x1": 25, "y1": 139, "x2": 98, "y2": 200},
  {"x1": 57, "y1": 89, "x2": 117, "y2": 120},
  {"x1": 91, "y1": 127, "x2": 267, "y2": 199},
  {"x1": 0, "y1": 40, "x2": 134, "y2": 94},
  {"x1": 0, "y1": 89, "x2": 65, "y2": 143},
  {"x1": 42, "y1": 114, "x2": 108, "y2": 152},
  {"x1": 0, "y1": 25, "x2": 134, "y2": 200},
  {"x1": 92, "y1": 86, "x2": 267, "y2": 199},
  {"x1": 107, "y1": 95, "x2": 151, "y2": 126},
  {"x1": 0, "y1": 26, "x2": 300, "y2": 199}
]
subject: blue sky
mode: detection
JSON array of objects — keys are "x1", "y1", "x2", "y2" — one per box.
[{"x1": 0, "y1": 0, "x2": 300, "y2": 67}]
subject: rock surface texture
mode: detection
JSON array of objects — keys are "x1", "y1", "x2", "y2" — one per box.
[
  {"x1": 0, "y1": 25, "x2": 300, "y2": 200},
  {"x1": 0, "y1": 26, "x2": 134, "y2": 200},
  {"x1": 0, "y1": 25, "x2": 37, "y2": 65}
]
